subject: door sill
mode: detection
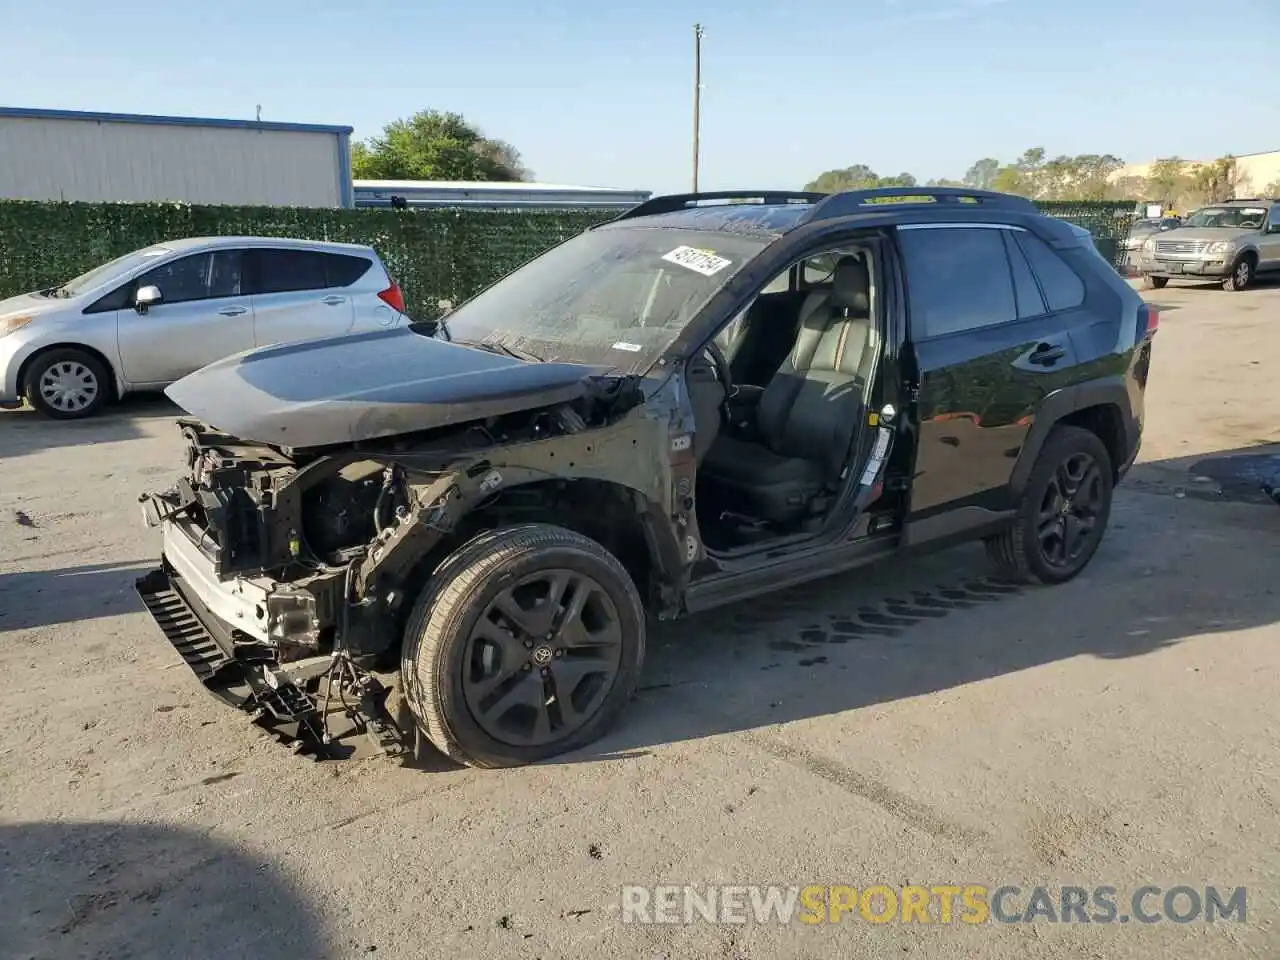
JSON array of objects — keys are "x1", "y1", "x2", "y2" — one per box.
[{"x1": 685, "y1": 533, "x2": 899, "y2": 614}]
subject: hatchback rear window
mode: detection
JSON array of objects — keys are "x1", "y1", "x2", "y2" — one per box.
[{"x1": 324, "y1": 253, "x2": 374, "y2": 287}]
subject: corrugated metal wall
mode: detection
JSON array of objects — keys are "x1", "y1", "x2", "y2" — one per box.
[{"x1": 0, "y1": 116, "x2": 346, "y2": 207}]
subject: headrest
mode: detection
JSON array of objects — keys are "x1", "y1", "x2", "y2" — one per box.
[{"x1": 831, "y1": 256, "x2": 870, "y2": 313}]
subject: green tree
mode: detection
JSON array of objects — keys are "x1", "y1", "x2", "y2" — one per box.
[
  {"x1": 1145, "y1": 157, "x2": 1190, "y2": 209},
  {"x1": 804, "y1": 165, "x2": 917, "y2": 193},
  {"x1": 1187, "y1": 156, "x2": 1251, "y2": 205},
  {"x1": 962, "y1": 158, "x2": 1000, "y2": 190},
  {"x1": 351, "y1": 110, "x2": 531, "y2": 182},
  {"x1": 1263, "y1": 179, "x2": 1280, "y2": 198}
]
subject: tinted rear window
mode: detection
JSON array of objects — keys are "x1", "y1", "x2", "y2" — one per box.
[
  {"x1": 1016, "y1": 232, "x2": 1085, "y2": 312},
  {"x1": 251, "y1": 250, "x2": 329, "y2": 294},
  {"x1": 324, "y1": 253, "x2": 374, "y2": 287},
  {"x1": 899, "y1": 227, "x2": 1016, "y2": 339}
]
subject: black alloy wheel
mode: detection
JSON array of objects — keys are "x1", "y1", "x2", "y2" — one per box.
[
  {"x1": 985, "y1": 425, "x2": 1114, "y2": 584},
  {"x1": 1035, "y1": 451, "x2": 1106, "y2": 569},
  {"x1": 400, "y1": 524, "x2": 646, "y2": 768},
  {"x1": 461, "y1": 568, "x2": 624, "y2": 747}
]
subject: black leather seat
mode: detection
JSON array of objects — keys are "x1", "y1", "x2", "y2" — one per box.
[{"x1": 701, "y1": 255, "x2": 875, "y2": 524}]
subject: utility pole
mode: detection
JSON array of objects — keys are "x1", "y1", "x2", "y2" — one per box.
[{"x1": 692, "y1": 23, "x2": 704, "y2": 193}]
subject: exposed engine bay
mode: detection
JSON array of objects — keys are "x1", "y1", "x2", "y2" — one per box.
[{"x1": 135, "y1": 375, "x2": 660, "y2": 758}]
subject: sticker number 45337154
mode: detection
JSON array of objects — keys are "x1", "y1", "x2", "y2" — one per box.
[{"x1": 662, "y1": 245, "x2": 733, "y2": 277}]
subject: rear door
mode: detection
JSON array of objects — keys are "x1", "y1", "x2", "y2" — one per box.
[
  {"x1": 1261, "y1": 205, "x2": 1280, "y2": 271},
  {"x1": 246, "y1": 248, "x2": 357, "y2": 346},
  {"x1": 114, "y1": 249, "x2": 254, "y2": 384},
  {"x1": 900, "y1": 223, "x2": 1081, "y2": 541}
]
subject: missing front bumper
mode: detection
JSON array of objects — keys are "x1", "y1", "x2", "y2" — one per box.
[{"x1": 135, "y1": 562, "x2": 409, "y2": 761}]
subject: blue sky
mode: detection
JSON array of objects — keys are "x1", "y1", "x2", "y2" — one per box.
[{"x1": 2, "y1": 0, "x2": 1277, "y2": 194}]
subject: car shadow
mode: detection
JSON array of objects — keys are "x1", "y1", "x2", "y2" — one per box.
[
  {"x1": 565, "y1": 508, "x2": 1280, "y2": 763},
  {"x1": 0, "y1": 821, "x2": 333, "y2": 960},
  {"x1": 0, "y1": 560, "x2": 153, "y2": 631},
  {"x1": 1125, "y1": 441, "x2": 1280, "y2": 505},
  {"x1": 0, "y1": 392, "x2": 182, "y2": 459},
  {"x1": 541, "y1": 440, "x2": 1280, "y2": 764}
]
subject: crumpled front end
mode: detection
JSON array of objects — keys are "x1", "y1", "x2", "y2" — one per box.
[{"x1": 133, "y1": 420, "x2": 411, "y2": 758}]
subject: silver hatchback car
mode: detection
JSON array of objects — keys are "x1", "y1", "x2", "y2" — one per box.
[{"x1": 0, "y1": 236, "x2": 408, "y2": 418}]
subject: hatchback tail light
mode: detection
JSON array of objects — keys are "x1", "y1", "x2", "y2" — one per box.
[
  {"x1": 1140, "y1": 303, "x2": 1159, "y2": 336},
  {"x1": 377, "y1": 281, "x2": 405, "y2": 314}
]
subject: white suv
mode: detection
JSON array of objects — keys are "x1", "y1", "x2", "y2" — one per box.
[{"x1": 0, "y1": 236, "x2": 408, "y2": 419}]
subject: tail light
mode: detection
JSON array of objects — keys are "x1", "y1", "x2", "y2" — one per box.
[
  {"x1": 1139, "y1": 303, "x2": 1158, "y2": 337},
  {"x1": 377, "y1": 281, "x2": 405, "y2": 314}
]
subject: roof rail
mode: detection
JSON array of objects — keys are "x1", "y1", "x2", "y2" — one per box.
[
  {"x1": 609, "y1": 190, "x2": 826, "y2": 223},
  {"x1": 803, "y1": 186, "x2": 1038, "y2": 224}
]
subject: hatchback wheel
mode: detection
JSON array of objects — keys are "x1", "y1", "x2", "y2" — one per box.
[
  {"x1": 24, "y1": 348, "x2": 110, "y2": 419},
  {"x1": 986, "y1": 426, "x2": 1114, "y2": 584},
  {"x1": 1222, "y1": 255, "x2": 1254, "y2": 292},
  {"x1": 400, "y1": 524, "x2": 646, "y2": 768}
]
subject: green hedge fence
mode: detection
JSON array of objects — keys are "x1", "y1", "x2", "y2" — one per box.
[{"x1": 0, "y1": 199, "x2": 1135, "y2": 321}]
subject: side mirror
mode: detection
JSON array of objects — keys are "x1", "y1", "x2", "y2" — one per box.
[{"x1": 134, "y1": 285, "x2": 163, "y2": 314}]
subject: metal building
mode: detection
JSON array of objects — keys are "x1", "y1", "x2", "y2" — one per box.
[
  {"x1": 353, "y1": 179, "x2": 652, "y2": 211},
  {"x1": 0, "y1": 106, "x2": 354, "y2": 208}
]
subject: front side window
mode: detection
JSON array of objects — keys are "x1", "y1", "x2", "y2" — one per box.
[
  {"x1": 136, "y1": 250, "x2": 244, "y2": 306},
  {"x1": 900, "y1": 227, "x2": 1016, "y2": 339},
  {"x1": 436, "y1": 226, "x2": 770, "y2": 372}
]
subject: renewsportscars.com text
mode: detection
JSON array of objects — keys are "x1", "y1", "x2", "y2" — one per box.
[{"x1": 621, "y1": 884, "x2": 1247, "y2": 925}]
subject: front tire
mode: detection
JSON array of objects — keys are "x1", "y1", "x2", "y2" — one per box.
[
  {"x1": 1143, "y1": 274, "x2": 1168, "y2": 290},
  {"x1": 1222, "y1": 255, "x2": 1255, "y2": 292},
  {"x1": 23, "y1": 348, "x2": 110, "y2": 419},
  {"x1": 400, "y1": 523, "x2": 646, "y2": 768},
  {"x1": 986, "y1": 426, "x2": 1114, "y2": 585}
]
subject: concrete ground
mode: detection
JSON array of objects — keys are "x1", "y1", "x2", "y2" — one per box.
[{"x1": 1, "y1": 279, "x2": 1278, "y2": 960}]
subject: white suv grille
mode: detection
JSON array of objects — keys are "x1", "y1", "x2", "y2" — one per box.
[{"x1": 1155, "y1": 239, "x2": 1209, "y2": 259}]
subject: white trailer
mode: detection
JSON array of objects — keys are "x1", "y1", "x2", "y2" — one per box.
[
  {"x1": 353, "y1": 179, "x2": 652, "y2": 211},
  {"x1": 0, "y1": 106, "x2": 354, "y2": 208}
]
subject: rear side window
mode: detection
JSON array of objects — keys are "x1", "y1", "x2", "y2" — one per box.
[
  {"x1": 323, "y1": 253, "x2": 374, "y2": 287},
  {"x1": 1015, "y1": 232, "x2": 1085, "y2": 312},
  {"x1": 1002, "y1": 231, "x2": 1047, "y2": 319},
  {"x1": 250, "y1": 249, "x2": 329, "y2": 294},
  {"x1": 899, "y1": 227, "x2": 1016, "y2": 339}
]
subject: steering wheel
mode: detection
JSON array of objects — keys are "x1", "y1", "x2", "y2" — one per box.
[{"x1": 704, "y1": 339, "x2": 736, "y2": 407}]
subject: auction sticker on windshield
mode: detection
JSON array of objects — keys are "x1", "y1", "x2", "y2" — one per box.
[{"x1": 662, "y1": 246, "x2": 733, "y2": 277}]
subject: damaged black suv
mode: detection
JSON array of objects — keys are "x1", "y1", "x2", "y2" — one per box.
[{"x1": 135, "y1": 187, "x2": 1155, "y2": 768}]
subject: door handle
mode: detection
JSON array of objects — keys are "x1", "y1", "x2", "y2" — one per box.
[
  {"x1": 1027, "y1": 342, "x2": 1066, "y2": 366},
  {"x1": 218, "y1": 305, "x2": 248, "y2": 316},
  {"x1": 321, "y1": 295, "x2": 346, "y2": 306}
]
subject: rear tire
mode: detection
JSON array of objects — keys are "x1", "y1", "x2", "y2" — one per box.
[
  {"x1": 23, "y1": 347, "x2": 111, "y2": 419},
  {"x1": 1222, "y1": 255, "x2": 1255, "y2": 292},
  {"x1": 400, "y1": 523, "x2": 646, "y2": 768},
  {"x1": 1143, "y1": 274, "x2": 1168, "y2": 290},
  {"x1": 985, "y1": 426, "x2": 1114, "y2": 585}
]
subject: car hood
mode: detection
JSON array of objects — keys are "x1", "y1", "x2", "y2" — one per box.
[
  {"x1": 1152, "y1": 227, "x2": 1256, "y2": 244},
  {"x1": 0, "y1": 291, "x2": 68, "y2": 323},
  {"x1": 165, "y1": 327, "x2": 611, "y2": 449}
]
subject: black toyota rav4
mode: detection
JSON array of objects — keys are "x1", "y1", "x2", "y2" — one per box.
[{"x1": 136, "y1": 187, "x2": 1155, "y2": 768}]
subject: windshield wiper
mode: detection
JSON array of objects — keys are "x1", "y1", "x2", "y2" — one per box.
[{"x1": 453, "y1": 338, "x2": 544, "y2": 363}]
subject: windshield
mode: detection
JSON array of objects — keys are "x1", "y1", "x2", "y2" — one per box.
[
  {"x1": 435, "y1": 226, "x2": 770, "y2": 373},
  {"x1": 1182, "y1": 206, "x2": 1268, "y2": 229},
  {"x1": 49, "y1": 246, "x2": 173, "y2": 298}
]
